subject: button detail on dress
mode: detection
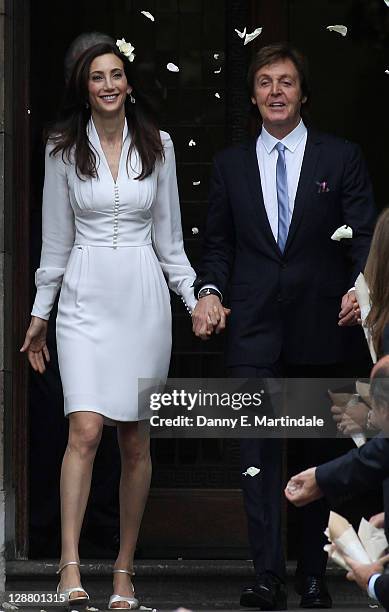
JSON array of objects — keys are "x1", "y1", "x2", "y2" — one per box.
[{"x1": 113, "y1": 185, "x2": 120, "y2": 249}]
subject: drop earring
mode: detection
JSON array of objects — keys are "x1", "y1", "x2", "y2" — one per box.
[{"x1": 129, "y1": 93, "x2": 136, "y2": 104}]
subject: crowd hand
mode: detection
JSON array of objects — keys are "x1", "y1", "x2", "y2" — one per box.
[
  {"x1": 284, "y1": 467, "x2": 323, "y2": 507},
  {"x1": 338, "y1": 290, "x2": 361, "y2": 326},
  {"x1": 192, "y1": 295, "x2": 231, "y2": 341},
  {"x1": 369, "y1": 512, "x2": 385, "y2": 529},
  {"x1": 336, "y1": 412, "x2": 363, "y2": 436},
  {"x1": 342, "y1": 552, "x2": 389, "y2": 591},
  {"x1": 20, "y1": 316, "x2": 50, "y2": 373}
]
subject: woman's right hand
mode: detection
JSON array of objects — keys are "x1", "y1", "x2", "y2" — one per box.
[
  {"x1": 20, "y1": 316, "x2": 50, "y2": 373},
  {"x1": 369, "y1": 512, "x2": 385, "y2": 529}
]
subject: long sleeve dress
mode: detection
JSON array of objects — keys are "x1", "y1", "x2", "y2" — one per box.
[{"x1": 31, "y1": 119, "x2": 197, "y2": 423}]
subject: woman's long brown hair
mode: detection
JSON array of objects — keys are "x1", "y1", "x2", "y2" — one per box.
[
  {"x1": 46, "y1": 42, "x2": 164, "y2": 180},
  {"x1": 364, "y1": 207, "x2": 389, "y2": 358}
]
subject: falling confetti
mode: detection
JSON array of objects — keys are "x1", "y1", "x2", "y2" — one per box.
[
  {"x1": 2, "y1": 604, "x2": 18, "y2": 610},
  {"x1": 213, "y1": 53, "x2": 220, "y2": 59},
  {"x1": 326, "y1": 25, "x2": 348, "y2": 36},
  {"x1": 192, "y1": 227, "x2": 199, "y2": 234},
  {"x1": 385, "y1": 69, "x2": 389, "y2": 75},
  {"x1": 188, "y1": 139, "x2": 196, "y2": 147},
  {"x1": 384, "y1": 0, "x2": 389, "y2": 6},
  {"x1": 242, "y1": 466, "x2": 261, "y2": 477},
  {"x1": 86, "y1": 608, "x2": 99, "y2": 612},
  {"x1": 167, "y1": 62, "x2": 179, "y2": 72},
  {"x1": 244, "y1": 27, "x2": 263, "y2": 45},
  {"x1": 235, "y1": 27, "x2": 247, "y2": 39},
  {"x1": 214, "y1": 92, "x2": 221, "y2": 99},
  {"x1": 214, "y1": 67, "x2": 222, "y2": 74},
  {"x1": 192, "y1": 181, "x2": 201, "y2": 186},
  {"x1": 141, "y1": 10, "x2": 155, "y2": 21}
]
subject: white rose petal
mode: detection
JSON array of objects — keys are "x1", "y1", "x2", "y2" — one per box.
[
  {"x1": 326, "y1": 25, "x2": 348, "y2": 36},
  {"x1": 331, "y1": 225, "x2": 353, "y2": 241},
  {"x1": 214, "y1": 67, "x2": 222, "y2": 74},
  {"x1": 167, "y1": 62, "x2": 180, "y2": 72},
  {"x1": 385, "y1": 69, "x2": 389, "y2": 75},
  {"x1": 244, "y1": 27, "x2": 263, "y2": 45},
  {"x1": 384, "y1": 0, "x2": 389, "y2": 6},
  {"x1": 192, "y1": 181, "x2": 201, "y2": 186},
  {"x1": 192, "y1": 227, "x2": 199, "y2": 234},
  {"x1": 2, "y1": 605, "x2": 19, "y2": 610},
  {"x1": 86, "y1": 607, "x2": 100, "y2": 611},
  {"x1": 235, "y1": 27, "x2": 247, "y2": 39},
  {"x1": 141, "y1": 10, "x2": 155, "y2": 21},
  {"x1": 213, "y1": 53, "x2": 220, "y2": 59},
  {"x1": 188, "y1": 139, "x2": 196, "y2": 147},
  {"x1": 214, "y1": 92, "x2": 221, "y2": 99},
  {"x1": 242, "y1": 466, "x2": 261, "y2": 477}
]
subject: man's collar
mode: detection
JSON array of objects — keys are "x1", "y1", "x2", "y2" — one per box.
[{"x1": 259, "y1": 119, "x2": 307, "y2": 153}]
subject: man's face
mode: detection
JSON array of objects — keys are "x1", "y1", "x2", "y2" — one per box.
[{"x1": 251, "y1": 58, "x2": 307, "y2": 134}]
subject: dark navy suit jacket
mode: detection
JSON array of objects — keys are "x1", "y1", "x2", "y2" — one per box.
[{"x1": 195, "y1": 128, "x2": 376, "y2": 366}]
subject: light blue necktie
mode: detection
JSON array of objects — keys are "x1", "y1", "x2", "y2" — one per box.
[{"x1": 275, "y1": 142, "x2": 289, "y2": 253}]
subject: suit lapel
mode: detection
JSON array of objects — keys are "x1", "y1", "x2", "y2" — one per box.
[
  {"x1": 244, "y1": 139, "x2": 280, "y2": 254},
  {"x1": 284, "y1": 129, "x2": 322, "y2": 252}
]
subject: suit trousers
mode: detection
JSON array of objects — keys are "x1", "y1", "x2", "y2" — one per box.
[{"x1": 230, "y1": 363, "x2": 349, "y2": 582}]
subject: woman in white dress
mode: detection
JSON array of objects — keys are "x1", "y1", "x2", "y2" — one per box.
[{"x1": 21, "y1": 38, "x2": 197, "y2": 609}]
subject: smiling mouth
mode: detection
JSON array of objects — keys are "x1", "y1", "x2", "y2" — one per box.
[
  {"x1": 269, "y1": 102, "x2": 286, "y2": 108},
  {"x1": 100, "y1": 94, "x2": 119, "y2": 102}
]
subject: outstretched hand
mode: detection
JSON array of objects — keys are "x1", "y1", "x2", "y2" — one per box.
[
  {"x1": 343, "y1": 553, "x2": 389, "y2": 591},
  {"x1": 20, "y1": 316, "x2": 50, "y2": 373},
  {"x1": 284, "y1": 467, "x2": 323, "y2": 507},
  {"x1": 192, "y1": 295, "x2": 231, "y2": 340}
]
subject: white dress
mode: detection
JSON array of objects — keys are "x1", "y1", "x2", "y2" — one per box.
[{"x1": 31, "y1": 120, "x2": 197, "y2": 423}]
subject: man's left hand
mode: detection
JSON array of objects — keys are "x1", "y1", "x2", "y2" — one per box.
[
  {"x1": 284, "y1": 467, "x2": 323, "y2": 507},
  {"x1": 338, "y1": 290, "x2": 361, "y2": 326},
  {"x1": 343, "y1": 553, "x2": 389, "y2": 591}
]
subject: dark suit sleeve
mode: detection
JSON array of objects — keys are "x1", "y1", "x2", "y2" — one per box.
[
  {"x1": 315, "y1": 435, "x2": 389, "y2": 506},
  {"x1": 341, "y1": 142, "x2": 376, "y2": 286},
  {"x1": 382, "y1": 323, "x2": 389, "y2": 356},
  {"x1": 374, "y1": 574, "x2": 389, "y2": 610},
  {"x1": 193, "y1": 158, "x2": 235, "y2": 298}
]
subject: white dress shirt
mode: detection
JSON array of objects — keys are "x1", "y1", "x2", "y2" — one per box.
[{"x1": 256, "y1": 119, "x2": 307, "y2": 242}]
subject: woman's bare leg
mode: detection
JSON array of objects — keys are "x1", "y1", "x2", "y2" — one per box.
[
  {"x1": 58, "y1": 411, "x2": 104, "y2": 596},
  {"x1": 111, "y1": 421, "x2": 151, "y2": 608}
]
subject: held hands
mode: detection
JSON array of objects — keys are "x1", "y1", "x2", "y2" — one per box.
[
  {"x1": 369, "y1": 512, "x2": 385, "y2": 530},
  {"x1": 284, "y1": 467, "x2": 323, "y2": 507},
  {"x1": 20, "y1": 316, "x2": 50, "y2": 373},
  {"x1": 192, "y1": 295, "x2": 231, "y2": 341},
  {"x1": 338, "y1": 290, "x2": 361, "y2": 326}
]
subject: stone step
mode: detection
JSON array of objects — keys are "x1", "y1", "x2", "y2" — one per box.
[{"x1": 5, "y1": 560, "x2": 371, "y2": 610}]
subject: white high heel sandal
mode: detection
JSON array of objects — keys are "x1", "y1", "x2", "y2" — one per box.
[
  {"x1": 56, "y1": 561, "x2": 89, "y2": 604},
  {"x1": 108, "y1": 569, "x2": 139, "y2": 610}
]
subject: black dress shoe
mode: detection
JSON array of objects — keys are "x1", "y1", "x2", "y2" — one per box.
[
  {"x1": 298, "y1": 576, "x2": 332, "y2": 609},
  {"x1": 240, "y1": 572, "x2": 287, "y2": 610}
]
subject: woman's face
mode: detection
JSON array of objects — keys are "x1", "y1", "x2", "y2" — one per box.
[{"x1": 88, "y1": 53, "x2": 131, "y2": 118}]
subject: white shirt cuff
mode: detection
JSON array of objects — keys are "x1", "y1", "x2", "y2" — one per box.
[{"x1": 367, "y1": 573, "x2": 381, "y2": 600}]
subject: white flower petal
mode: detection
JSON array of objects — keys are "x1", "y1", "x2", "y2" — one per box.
[
  {"x1": 385, "y1": 69, "x2": 389, "y2": 75},
  {"x1": 192, "y1": 227, "x2": 199, "y2": 234},
  {"x1": 326, "y1": 25, "x2": 348, "y2": 36},
  {"x1": 234, "y1": 27, "x2": 247, "y2": 39},
  {"x1": 243, "y1": 466, "x2": 261, "y2": 477},
  {"x1": 214, "y1": 92, "x2": 221, "y2": 99},
  {"x1": 384, "y1": 0, "x2": 389, "y2": 6},
  {"x1": 331, "y1": 224, "x2": 353, "y2": 241},
  {"x1": 188, "y1": 139, "x2": 196, "y2": 147},
  {"x1": 192, "y1": 181, "x2": 201, "y2": 186},
  {"x1": 167, "y1": 62, "x2": 180, "y2": 72},
  {"x1": 141, "y1": 10, "x2": 155, "y2": 21},
  {"x1": 244, "y1": 27, "x2": 263, "y2": 45},
  {"x1": 213, "y1": 53, "x2": 220, "y2": 59},
  {"x1": 214, "y1": 67, "x2": 222, "y2": 74}
]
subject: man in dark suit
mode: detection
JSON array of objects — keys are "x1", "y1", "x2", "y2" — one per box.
[
  {"x1": 192, "y1": 43, "x2": 376, "y2": 610},
  {"x1": 285, "y1": 362, "x2": 389, "y2": 610}
]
